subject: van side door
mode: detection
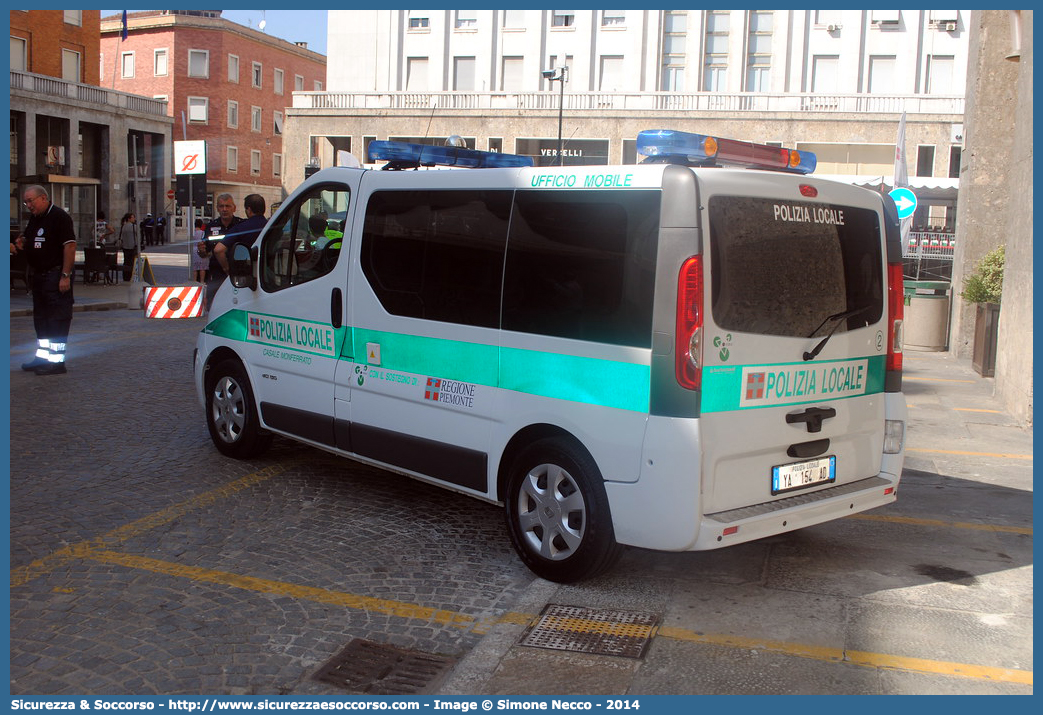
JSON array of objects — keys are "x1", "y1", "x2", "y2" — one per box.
[
  {"x1": 243, "y1": 178, "x2": 360, "y2": 448},
  {"x1": 337, "y1": 171, "x2": 515, "y2": 496}
]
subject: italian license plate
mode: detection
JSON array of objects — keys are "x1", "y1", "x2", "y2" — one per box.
[{"x1": 771, "y1": 456, "x2": 836, "y2": 495}]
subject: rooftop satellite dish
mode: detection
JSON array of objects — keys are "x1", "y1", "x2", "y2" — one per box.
[{"x1": 259, "y1": 11, "x2": 267, "y2": 32}]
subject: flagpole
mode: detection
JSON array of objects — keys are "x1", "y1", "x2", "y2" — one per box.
[
  {"x1": 893, "y1": 111, "x2": 912, "y2": 251},
  {"x1": 111, "y1": 10, "x2": 127, "y2": 90}
]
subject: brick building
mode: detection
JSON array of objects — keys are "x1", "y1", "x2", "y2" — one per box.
[
  {"x1": 10, "y1": 10, "x2": 172, "y2": 246},
  {"x1": 100, "y1": 10, "x2": 326, "y2": 223},
  {"x1": 9, "y1": 9, "x2": 100, "y2": 85}
]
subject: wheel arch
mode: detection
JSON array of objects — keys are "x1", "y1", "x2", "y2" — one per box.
[
  {"x1": 203, "y1": 345, "x2": 247, "y2": 391},
  {"x1": 495, "y1": 423, "x2": 597, "y2": 502}
]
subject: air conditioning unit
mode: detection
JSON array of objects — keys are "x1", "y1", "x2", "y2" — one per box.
[
  {"x1": 827, "y1": 24, "x2": 842, "y2": 32},
  {"x1": 943, "y1": 21, "x2": 957, "y2": 31}
]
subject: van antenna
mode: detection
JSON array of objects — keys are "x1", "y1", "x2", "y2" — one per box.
[{"x1": 560, "y1": 127, "x2": 579, "y2": 159}]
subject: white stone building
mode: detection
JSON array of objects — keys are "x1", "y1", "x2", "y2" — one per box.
[{"x1": 287, "y1": 9, "x2": 970, "y2": 229}]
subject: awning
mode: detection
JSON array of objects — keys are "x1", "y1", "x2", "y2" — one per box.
[{"x1": 815, "y1": 174, "x2": 959, "y2": 202}]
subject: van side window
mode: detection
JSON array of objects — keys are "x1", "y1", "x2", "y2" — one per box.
[
  {"x1": 361, "y1": 190, "x2": 512, "y2": 328},
  {"x1": 708, "y1": 197, "x2": 883, "y2": 338},
  {"x1": 260, "y1": 186, "x2": 348, "y2": 291},
  {"x1": 503, "y1": 190, "x2": 660, "y2": 348}
]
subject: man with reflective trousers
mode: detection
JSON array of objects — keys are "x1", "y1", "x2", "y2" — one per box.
[{"x1": 14, "y1": 185, "x2": 77, "y2": 375}]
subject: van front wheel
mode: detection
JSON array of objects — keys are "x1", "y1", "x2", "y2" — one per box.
[
  {"x1": 206, "y1": 359, "x2": 272, "y2": 459},
  {"x1": 505, "y1": 438, "x2": 622, "y2": 583}
]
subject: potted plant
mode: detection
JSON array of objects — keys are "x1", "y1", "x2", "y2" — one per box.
[{"x1": 961, "y1": 244, "x2": 1004, "y2": 376}]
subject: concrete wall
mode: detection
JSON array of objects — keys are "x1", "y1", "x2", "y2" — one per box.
[
  {"x1": 950, "y1": 10, "x2": 1032, "y2": 423},
  {"x1": 993, "y1": 11, "x2": 1033, "y2": 424}
]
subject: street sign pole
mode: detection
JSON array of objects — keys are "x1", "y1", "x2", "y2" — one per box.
[{"x1": 175, "y1": 128, "x2": 207, "y2": 281}]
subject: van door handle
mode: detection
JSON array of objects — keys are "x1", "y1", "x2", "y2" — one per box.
[
  {"x1": 331, "y1": 288, "x2": 342, "y2": 329},
  {"x1": 785, "y1": 407, "x2": 836, "y2": 433}
]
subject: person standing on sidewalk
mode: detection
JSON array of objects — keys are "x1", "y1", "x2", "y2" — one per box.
[
  {"x1": 14, "y1": 185, "x2": 76, "y2": 375},
  {"x1": 117, "y1": 212, "x2": 139, "y2": 282},
  {"x1": 192, "y1": 218, "x2": 209, "y2": 284}
]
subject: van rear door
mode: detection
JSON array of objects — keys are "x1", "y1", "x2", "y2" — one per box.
[{"x1": 695, "y1": 171, "x2": 890, "y2": 516}]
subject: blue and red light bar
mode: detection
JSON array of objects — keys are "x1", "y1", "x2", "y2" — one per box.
[
  {"x1": 368, "y1": 141, "x2": 533, "y2": 169},
  {"x1": 637, "y1": 129, "x2": 817, "y2": 174}
]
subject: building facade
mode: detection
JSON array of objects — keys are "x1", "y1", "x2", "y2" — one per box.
[
  {"x1": 289, "y1": 9, "x2": 968, "y2": 230},
  {"x1": 99, "y1": 10, "x2": 326, "y2": 225},
  {"x1": 950, "y1": 10, "x2": 1032, "y2": 423},
  {"x1": 10, "y1": 10, "x2": 173, "y2": 246}
]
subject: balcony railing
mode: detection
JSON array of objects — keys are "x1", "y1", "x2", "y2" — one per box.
[
  {"x1": 293, "y1": 90, "x2": 964, "y2": 115},
  {"x1": 10, "y1": 70, "x2": 169, "y2": 117}
]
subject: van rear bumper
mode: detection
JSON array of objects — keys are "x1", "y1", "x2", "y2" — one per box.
[{"x1": 693, "y1": 471, "x2": 899, "y2": 551}]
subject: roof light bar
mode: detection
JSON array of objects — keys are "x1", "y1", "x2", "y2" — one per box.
[
  {"x1": 636, "y1": 129, "x2": 817, "y2": 174},
  {"x1": 367, "y1": 141, "x2": 533, "y2": 170}
]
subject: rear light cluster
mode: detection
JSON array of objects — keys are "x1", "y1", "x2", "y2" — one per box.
[
  {"x1": 886, "y1": 262, "x2": 905, "y2": 373},
  {"x1": 676, "y1": 256, "x2": 704, "y2": 390}
]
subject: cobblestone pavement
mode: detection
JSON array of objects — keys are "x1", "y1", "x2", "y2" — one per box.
[
  {"x1": 9, "y1": 310, "x2": 534, "y2": 695},
  {"x1": 8, "y1": 301, "x2": 1033, "y2": 696}
]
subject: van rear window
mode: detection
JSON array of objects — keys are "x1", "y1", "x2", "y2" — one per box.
[{"x1": 708, "y1": 196, "x2": 883, "y2": 338}]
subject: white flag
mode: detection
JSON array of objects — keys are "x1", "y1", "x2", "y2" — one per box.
[
  {"x1": 894, "y1": 111, "x2": 909, "y2": 188},
  {"x1": 894, "y1": 112, "x2": 912, "y2": 246}
]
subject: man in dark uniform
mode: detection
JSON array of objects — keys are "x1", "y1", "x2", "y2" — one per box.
[
  {"x1": 210, "y1": 194, "x2": 267, "y2": 308},
  {"x1": 141, "y1": 213, "x2": 155, "y2": 246},
  {"x1": 14, "y1": 185, "x2": 77, "y2": 375},
  {"x1": 203, "y1": 193, "x2": 242, "y2": 312}
]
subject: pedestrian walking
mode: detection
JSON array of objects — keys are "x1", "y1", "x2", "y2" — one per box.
[
  {"x1": 141, "y1": 213, "x2": 155, "y2": 247},
  {"x1": 192, "y1": 218, "x2": 209, "y2": 284},
  {"x1": 14, "y1": 185, "x2": 76, "y2": 375},
  {"x1": 95, "y1": 210, "x2": 114, "y2": 247},
  {"x1": 117, "y1": 212, "x2": 139, "y2": 282}
]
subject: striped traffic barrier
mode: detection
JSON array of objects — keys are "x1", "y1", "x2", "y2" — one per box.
[{"x1": 144, "y1": 285, "x2": 204, "y2": 319}]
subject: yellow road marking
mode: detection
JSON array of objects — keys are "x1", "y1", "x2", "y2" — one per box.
[
  {"x1": 953, "y1": 407, "x2": 1004, "y2": 414},
  {"x1": 907, "y1": 447, "x2": 1032, "y2": 460},
  {"x1": 71, "y1": 549, "x2": 1035, "y2": 686},
  {"x1": 537, "y1": 614, "x2": 658, "y2": 639},
  {"x1": 10, "y1": 465, "x2": 287, "y2": 588},
  {"x1": 10, "y1": 466, "x2": 1033, "y2": 687},
  {"x1": 86, "y1": 549, "x2": 478, "y2": 629},
  {"x1": 850, "y1": 513, "x2": 1032, "y2": 535},
  {"x1": 657, "y1": 627, "x2": 1032, "y2": 685}
]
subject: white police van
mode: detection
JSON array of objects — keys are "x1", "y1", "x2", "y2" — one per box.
[{"x1": 195, "y1": 130, "x2": 906, "y2": 582}]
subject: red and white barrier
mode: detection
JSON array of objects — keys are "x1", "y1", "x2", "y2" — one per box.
[{"x1": 144, "y1": 285, "x2": 204, "y2": 319}]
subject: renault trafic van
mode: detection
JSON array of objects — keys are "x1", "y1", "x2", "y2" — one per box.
[{"x1": 195, "y1": 130, "x2": 906, "y2": 582}]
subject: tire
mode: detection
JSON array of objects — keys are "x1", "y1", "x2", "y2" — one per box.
[
  {"x1": 205, "y1": 359, "x2": 272, "y2": 459},
  {"x1": 505, "y1": 437, "x2": 623, "y2": 583}
]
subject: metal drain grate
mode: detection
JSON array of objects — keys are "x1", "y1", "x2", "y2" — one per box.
[
  {"x1": 518, "y1": 604, "x2": 660, "y2": 659},
  {"x1": 312, "y1": 639, "x2": 457, "y2": 695}
]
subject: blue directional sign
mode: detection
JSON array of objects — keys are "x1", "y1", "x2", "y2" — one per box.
[{"x1": 889, "y1": 187, "x2": 918, "y2": 219}]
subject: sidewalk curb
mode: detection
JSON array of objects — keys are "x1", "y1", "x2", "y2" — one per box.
[
  {"x1": 439, "y1": 578, "x2": 559, "y2": 695},
  {"x1": 11, "y1": 302, "x2": 129, "y2": 317}
]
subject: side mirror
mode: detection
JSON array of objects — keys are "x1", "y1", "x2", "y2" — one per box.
[{"x1": 228, "y1": 243, "x2": 256, "y2": 290}]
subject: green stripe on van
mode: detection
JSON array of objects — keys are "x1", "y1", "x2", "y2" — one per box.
[
  {"x1": 500, "y1": 347, "x2": 650, "y2": 413},
  {"x1": 701, "y1": 355, "x2": 887, "y2": 413},
  {"x1": 207, "y1": 315, "x2": 650, "y2": 413},
  {"x1": 355, "y1": 328, "x2": 651, "y2": 413},
  {"x1": 352, "y1": 328, "x2": 499, "y2": 386}
]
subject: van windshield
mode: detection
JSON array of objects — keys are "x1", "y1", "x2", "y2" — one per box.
[{"x1": 708, "y1": 196, "x2": 883, "y2": 338}]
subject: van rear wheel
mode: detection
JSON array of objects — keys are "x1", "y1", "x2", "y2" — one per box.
[
  {"x1": 206, "y1": 359, "x2": 272, "y2": 459},
  {"x1": 505, "y1": 438, "x2": 622, "y2": 583}
]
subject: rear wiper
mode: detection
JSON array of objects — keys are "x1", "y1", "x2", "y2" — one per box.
[{"x1": 803, "y1": 306, "x2": 872, "y2": 361}]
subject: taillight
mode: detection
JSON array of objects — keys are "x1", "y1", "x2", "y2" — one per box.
[
  {"x1": 886, "y1": 262, "x2": 904, "y2": 373},
  {"x1": 676, "y1": 256, "x2": 704, "y2": 390}
]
